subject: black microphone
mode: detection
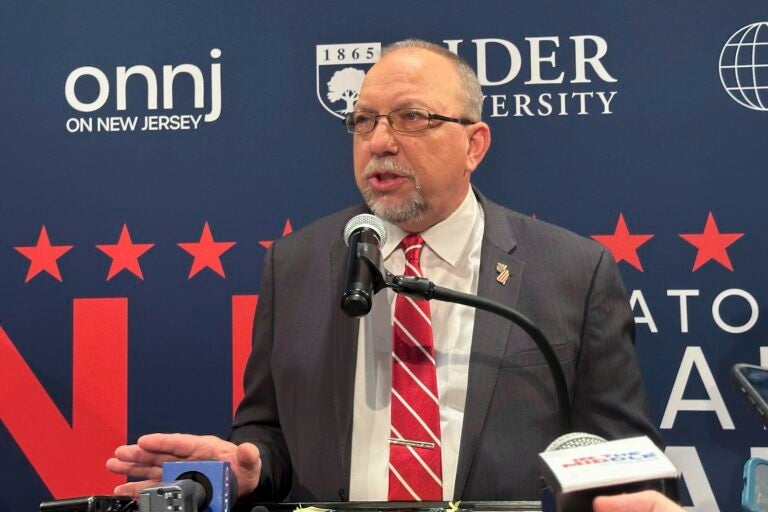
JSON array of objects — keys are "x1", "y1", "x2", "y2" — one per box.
[
  {"x1": 39, "y1": 496, "x2": 136, "y2": 512},
  {"x1": 341, "y1": 214, "x2": 387, "y2": 317}
]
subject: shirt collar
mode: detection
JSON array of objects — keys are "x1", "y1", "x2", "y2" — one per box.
[{"x1": 381, "y1": 188, "x2": 480, "y2": 268}]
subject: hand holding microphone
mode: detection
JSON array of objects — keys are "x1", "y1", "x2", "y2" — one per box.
[
  {"x1": 538, "y1": 434, "x2": 679, "y2": 512},
  {"x1": 106, "y1": 433, "x2": 261, "y2": 499}
]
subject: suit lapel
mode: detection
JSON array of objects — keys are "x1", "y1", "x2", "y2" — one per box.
[{"x1": 454, "y1": 193, "x2": 524, "y2": 498}]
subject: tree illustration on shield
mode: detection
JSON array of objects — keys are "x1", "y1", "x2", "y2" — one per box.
[{"x1": 327, "y1": 67, "x2": 366, "y2": 114}]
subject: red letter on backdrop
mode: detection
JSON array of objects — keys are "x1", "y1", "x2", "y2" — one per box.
[
  {"x1": 232, "y1": 295, "x2": 257, "y2": 415},
  {"x1": 0, "y1": 298, "x2": 127, "y2": 496}
]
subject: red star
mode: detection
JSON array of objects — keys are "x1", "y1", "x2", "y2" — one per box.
[
  {"x1": 178, "y1": 222, "x2": 236, "y2": 278},
  {"x1": 95, "y1": 224, "x2": 154, "y2": 281},
  {"x1": 679, "y1": 212, "x2": 743, "y2": 271},
  {"x1": 591, "y1": 213, "x2": 654, "y2": 272},
  {"x1": 259, "y1": 219, "x2": 294, "y2": 249},
  {"x1": 14, "y1": 226, "x2": 73, "y2": 283}
]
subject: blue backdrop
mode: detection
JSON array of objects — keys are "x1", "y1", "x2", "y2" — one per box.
[{"x1": 1, "y1": 2, "x2": 767, "y2": 510}]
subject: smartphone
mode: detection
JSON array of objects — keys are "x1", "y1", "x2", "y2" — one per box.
[
  {"x1": 743, "y1": 458, "x2": 768, "y2": 512},
  {"x1": 732, "y1": 363, "x2": 768, "y2": 427}
]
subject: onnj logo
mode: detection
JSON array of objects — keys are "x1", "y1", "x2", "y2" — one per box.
[
  {"x1": 719, "y1": 22, "x2": 768, "y2": 112},
  {"x1": 316, "y1": 43, "x2": 381, "y2": 119},
  {"x1": 64, "y1": 48, "x2": 222, "y2": 133}
]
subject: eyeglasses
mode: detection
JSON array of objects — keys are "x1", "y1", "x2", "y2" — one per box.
[{"x1": 343, "y1": 107, "x2": 476, "y2": 135}]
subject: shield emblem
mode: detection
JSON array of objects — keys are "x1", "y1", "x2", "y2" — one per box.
[{"x1": 316, "y1": 42, "x2": 381, "y2": 119}]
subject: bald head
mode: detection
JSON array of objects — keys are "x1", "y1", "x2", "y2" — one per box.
[{"x1": 379, "y1": 39, "x2": 484, "y2": 121}]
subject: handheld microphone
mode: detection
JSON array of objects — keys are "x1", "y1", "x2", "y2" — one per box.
[
  {"x1": 538, "y1": 435, "x2": 678, "y2": 512},
  {"x1": 545, "y1": 431, "x2": 607, "y2": 451},
  {"x1": 138, "y1": 460, "x2": 237, "y2": 512},
  {"x1": 341, "y1": 214, "x2": 387, "y2": 317}
]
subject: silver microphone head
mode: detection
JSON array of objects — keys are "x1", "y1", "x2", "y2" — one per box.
[
  {"x1": 343, "y1": 214, "x2": 387, "y2": 247},
  {"x1": 545, "y1": 432, "x2": 607, "y2": 452}
]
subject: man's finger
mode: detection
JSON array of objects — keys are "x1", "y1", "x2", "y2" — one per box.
[
  {"x1": 137, "y1": 433, "x2": 218, "y2": 459},
  {"x1": 105, "y1": 458, "x2": 163, "y2": 479},
  {"x1": 593, "y1": 491, "x2": 679, "y2": 512},
  {"x1": 113, "y1": 479, "x2": 160, "y2": 498},
  {"x1": 232, "y1": 442, "x2": 262, "y2": 496},
  {"x1": 235, "y1": 442, "x2": 261, "y2": 469},
  {"x1": 113, "y1": 444, "x2": 185, "y2": 465}
]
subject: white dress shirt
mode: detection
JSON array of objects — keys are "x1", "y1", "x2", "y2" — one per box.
[{"x1": 349, "y1": 189, "x2": 485, "y2": 501}]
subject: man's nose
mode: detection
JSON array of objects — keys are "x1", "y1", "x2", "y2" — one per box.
[{"x1": 367, "y1": 117, "x2": 399, "y2": 156}]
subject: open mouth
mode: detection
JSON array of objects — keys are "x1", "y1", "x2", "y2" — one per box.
[{"x1": 368, "y1": 172, "x2": 409, "y2": 191}]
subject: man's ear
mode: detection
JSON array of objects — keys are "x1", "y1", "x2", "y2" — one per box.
[{"x1": 465, "y1": 122, "x2": 491, "y2": 175}]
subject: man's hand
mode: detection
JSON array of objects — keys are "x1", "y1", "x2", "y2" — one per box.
[
  {"x1": 593, "y1": 490, "x2": 685, "y2": 512},
  {"x1": 106, "y1": 433, "x2": 261, "y2": 498}
]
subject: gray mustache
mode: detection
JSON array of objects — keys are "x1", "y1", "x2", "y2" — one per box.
[{"x1": 363, "y1": 158, "x2": 415, "y2": 179}]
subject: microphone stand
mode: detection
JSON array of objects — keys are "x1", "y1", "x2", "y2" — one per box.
[{"x1": 359, "y1": 244, "x2": 572, "y2": 434}]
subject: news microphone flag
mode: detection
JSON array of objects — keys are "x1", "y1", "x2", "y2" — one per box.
[{"x1": 538, "y1": 436, "x2": 678, "y2": 511}]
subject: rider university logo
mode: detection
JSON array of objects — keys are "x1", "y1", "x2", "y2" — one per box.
[{"x1": 316, "y1": 42, "x2": 381, "y2": 118}]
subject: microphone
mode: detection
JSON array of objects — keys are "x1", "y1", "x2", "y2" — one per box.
[
  {"x1": 341, "y1": 214, "x2": 387, "y2": 317},
  {"x1": 39, "y1": 496, "x2": 136, "y2": 511},
  {"x1": 538, "y1": 434, "x2": 679, "y2": 512},
  {"x1": 138, "y1": 460, "x2": 238, "y2": 512},
  {"x1": 545, "y1": 431, "x2": 607, "y2": 451},
  {"x1": 139, "y1": 480, "x2": 206, "y2": 512}
]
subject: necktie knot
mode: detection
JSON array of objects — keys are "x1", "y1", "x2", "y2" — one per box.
[{"x1": 400, "y1": 234, "x2": 425, "y2": 267}]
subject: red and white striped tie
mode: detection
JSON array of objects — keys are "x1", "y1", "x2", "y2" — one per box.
[{"x1": 388, "y1": 234, "x2": 443, "y2": 501}]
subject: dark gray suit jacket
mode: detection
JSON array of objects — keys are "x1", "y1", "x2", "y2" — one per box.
[{"x1": 230, "y1": 191, "x2": 659, "y2": 503}]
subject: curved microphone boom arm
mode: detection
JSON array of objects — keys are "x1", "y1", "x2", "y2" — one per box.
[{"x1": 357, "y1": 240, "x2": 572, "y2": 434}]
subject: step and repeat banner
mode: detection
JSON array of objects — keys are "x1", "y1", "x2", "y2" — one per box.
[{"x1": 1, "y1": 2, "x2": 766, "y2": 510}]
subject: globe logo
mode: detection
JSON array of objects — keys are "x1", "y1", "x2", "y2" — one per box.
[{"x1": 719, "y1": 22, "x2": 768, "y2": 111}]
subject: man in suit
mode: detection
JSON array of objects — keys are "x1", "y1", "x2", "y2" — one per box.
[{"x1": 107, "y1": 39, "x2": 658, "y2": 504}]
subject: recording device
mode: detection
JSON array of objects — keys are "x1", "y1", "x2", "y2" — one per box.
[
  {"x1": 341, "y1": 214, "x2": 387, "y2": 317},
  {"x1": 537, "y1": 434, "x2": 679, "y2": 512},
  {"x1": 139, "y1": 460, "x2": 237, "y2": 512},
  {"x1": 732, "y1": 363, "x2": 768, "y2": 427},
  {"x1": 139, "y1": 479, "x2": 206, "y2": 512},
  {"x1": 539, "y1": 432, "x2": 606, "y2": 511},
  {"x1": 40, "y1": 461, "x2": 235, "y2": 512},
  {"x1": 742, "y1": 457, "x2": 768, "y2": 512},
  {"x1": 39, "y1": 496, "x2": 135, "y2": 512}
]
